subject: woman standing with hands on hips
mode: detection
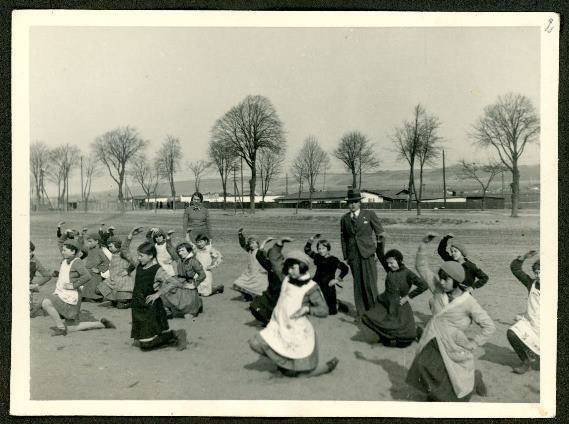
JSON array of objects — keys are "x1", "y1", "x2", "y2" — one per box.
[{"x1": 183, "y1": 192, "x2": 211, "y2": 243}]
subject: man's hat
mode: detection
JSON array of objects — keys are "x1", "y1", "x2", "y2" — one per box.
[{"x1": 346, "y1": 187, "x2": 363, "y2": 202}]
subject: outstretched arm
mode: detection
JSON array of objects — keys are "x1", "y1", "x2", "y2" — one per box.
[
  {"x1": 510, "y1": 252, "x2": 536, "y2": 292},
  {"x1": 238, "y1": 229, "x2": 248, "y2": 251},
  {"x1": 437, "y1": 234, "x2": 454, "y2": 261},
  {"x1": 415, "y1": 234, "x2": 439, "y2": 293}
]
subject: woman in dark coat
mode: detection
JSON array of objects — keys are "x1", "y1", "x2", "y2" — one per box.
[
  {"x1": 183, "y1": 192, "x2": 211, "y2": 243},
  {"x1": 361, "y1": 235, "x2": 429, "y2": 347}
]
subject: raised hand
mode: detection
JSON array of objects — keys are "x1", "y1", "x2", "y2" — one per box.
[{"x1": 422, "y1": 232, "x2": 439, "y2": 243}]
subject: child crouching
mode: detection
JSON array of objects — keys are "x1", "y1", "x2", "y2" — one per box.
[
  {"x1": 41, "y1": 239, "x2": 115, "y2": 336},
  {"x1": 248, "y1": 250, "x2": 339, "y2": 377}
]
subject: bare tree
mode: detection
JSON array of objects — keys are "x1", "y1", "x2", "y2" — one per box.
[
  {"x1": 257, "y1": 147, "x2": 285, "y2": 208},
  {"x1": 208, "y1": 137, "x2": 237, "y2": 209},
  {"x1": 392, "y1": 104, "x2": 425, "y2": 213},
  {"x1": 297, "y1": 136, "x2": 328, "y2": 209},
  {"x1": 188, "y1": 160, "x2": 211, "y2": 193},
  {"x1": 50, "y1": 144, "x2": 80, "y2": 211},
  {"x1": 80, "y1": 154, "x2": 100, "y2": 213},
  {"x1": 92, "y1": 126, "x2": 148, "y2": 209},
  {"x1": 156, "y1": 135, "x2": 182, "y2": 208},
  {"x1": 210, "y1": 95, "x2": 286, "y2": 213},
  {"x1": 458, "y1": 159, "x2": 507, "y2": 210},
  {"x1": 415, "y1": 114, "x2": 443, "y2": 209},
  {"x1": 333, "y1": 130, "x2": 379, "y2": 189},
  {"x1": 131, "y1": 156, "x2": 161, "y2": 210},
  {"x1": 30, "y1": 141, "x2": 52, "y2": 209},
  {"x1": 470, "y1": 93, "x2": 540, "y2": 217},
  {"x1": 291, "y1": 150, "x2": 308, "y2": 215}
]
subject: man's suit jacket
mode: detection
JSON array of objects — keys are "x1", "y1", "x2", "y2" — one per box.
[{"x1": 340, "y1": 209, "x2": 384, "y2": 261}]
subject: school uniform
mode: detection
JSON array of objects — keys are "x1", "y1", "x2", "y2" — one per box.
[
  {"x1": 233, "y1": 232, "x2": 268, "y2": 298},
  {"x1": 508, "y1": 258, "x2": 540, "y2": 361},
  {"x1": 46, "y1": 257, "x2": 91, "y2": 321},
  {"x1": 406, "y1": 243, "x2": 495, "y2": 401},
  {"x1": 249, "y1": 242, "x2": 286, "y2": 325},
  {"x1": 161, "y1": 254, "x2": 206, "y2": 316},
  {"x1": 81, "y1": 246, "x2": 110, "y2": 300},
  {"x1": 303, "y1": 241, "x2": 349, "y2": 314},
  {"x1": 437, "y1": 236, "x2": 489, "y2": 290},
  {"x1": 194, "y1": 244, "x2": 223, "y2": 296},
  {"x1": 97, "y1": 238, "x2": 136, "y2": 302},
  {"x1": 249, "y1": 274, "x2": 329, "y2": 373},
  {"x1": 362, "y1": 240, "x2": 428, "y2": 346}
]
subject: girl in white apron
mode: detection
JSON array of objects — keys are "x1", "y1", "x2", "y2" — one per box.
[
  {"x1": 193, "y1": 233, "x2": 224, "y2": 296},
  {"x1": 507, "y1": 250, "x2": 540, "y2": 374},
  {"x1": 406, "y1": 234, "x2": 495, "y2": 401},
  {"x1": 248, "y1": 250, "x2": 339, "y2": 377},
  {"x1": 150, "y1": 228, "x2": 177, "y2": 277}
]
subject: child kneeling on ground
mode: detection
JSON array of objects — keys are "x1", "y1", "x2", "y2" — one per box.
[
  {"x1": 248, "y1": 250, "x2": 339, "y2": 377},
  {"x1": 126, "y1": 228, "x2": 187, "y2": 351},
  {"x1": 41, "y1": 239, "x2": 115, "y2": 336}
]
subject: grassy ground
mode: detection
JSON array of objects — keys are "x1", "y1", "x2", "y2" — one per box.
[{"x1": 29, "y1": 208, "x2": 540, "y2": 401}]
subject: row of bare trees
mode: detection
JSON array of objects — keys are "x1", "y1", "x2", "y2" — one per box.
[{"x1": 31, "y1": 92, "x2": 539, "y2": 218}]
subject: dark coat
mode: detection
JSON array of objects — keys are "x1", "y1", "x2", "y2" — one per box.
[{"x1": 340, "y1": 209, "x2": 384, "y2": 261}]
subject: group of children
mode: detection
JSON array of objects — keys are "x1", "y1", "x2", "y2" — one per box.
[{"x1": 29, "y1": 218, "x2": 541, "y2": 400}]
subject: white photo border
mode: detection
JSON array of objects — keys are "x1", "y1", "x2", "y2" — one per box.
[{"x1": 11, "y1": 9, "x2": 559, "y2": 417}]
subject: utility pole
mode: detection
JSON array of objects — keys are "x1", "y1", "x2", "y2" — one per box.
[
  {"x1": 442, "y1": 149, "x2": 447, "y2": 208},
  {"x1": 80, "y1": 156, "x2": 85, "y2": 213},
  {"x1": 285, "y1": 173, "x2": 288, "y2": 195},
  {"x1": 323, "y1": 166, "x2": 327, "y2": 191},
  {"x1": 233, "y1": 165, "x2": 237, "y2": 215},
  {"x1": 240, "y1": 157, "x2": 244, "y2": 214}
]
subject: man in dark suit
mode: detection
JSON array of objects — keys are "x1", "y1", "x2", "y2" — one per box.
[{"x1": 340, "y1": 187, "x2": 384, "y2": 317}]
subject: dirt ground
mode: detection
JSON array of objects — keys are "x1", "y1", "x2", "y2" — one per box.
[{"x1": 28, "y1": 208, "x2": 540, "y2": 401}]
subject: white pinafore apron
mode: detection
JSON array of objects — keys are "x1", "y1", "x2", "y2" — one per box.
[
  {"x1": 54, "y1": 258, "x2": 79, "y2": 305},
  {"x1": 509, "y1": 282, "x2": 540, "y2": 355},
  {"x1": 260, "y1": 279, "x2": 317, "y2": 359},
  {"x1": 155, "y1": 243, "x2": 176, "y2": 277}
]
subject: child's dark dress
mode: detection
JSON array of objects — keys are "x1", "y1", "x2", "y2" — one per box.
[
  {"x1": 304, "y1": 241, "x2": 349, "y2": 314},
  {"x1": 131, "y1": 263, "x2": 169, "y2": 340}
]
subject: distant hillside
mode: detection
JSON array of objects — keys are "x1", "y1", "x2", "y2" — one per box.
[{"x1": 92, "y1": 164, "x2": 540, "y2": 199}]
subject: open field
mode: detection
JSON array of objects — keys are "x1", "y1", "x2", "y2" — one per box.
[{"x1": 28, "y1": 208, "x2": 540, "y2": 401}]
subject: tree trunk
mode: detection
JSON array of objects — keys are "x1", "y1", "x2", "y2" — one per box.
[
  {"x1": 406, "y1": 159, "x2": 415, "y2": 211},
  {"x1": 221, "y1": 178, "x2": 227, "y2": 210},
  {"x1": 118, "y1": 177, "x2": 125, "y2": 211},
  {"x1": 511, "y1": 163, "x2": 520, "y2": 218},
  {"x1": 481, "y1": 189, "x2": 486, "y2": 211},
  {"x1": 170, "y1": 175, "x2": 176, "y2": 210},
  {"x1": 417, "y1": 165, "x2": 424, "y2": 216},
  {"x1": 309, "y1": 189, "x2": 313, "y2": 210},
  {"x1": 351, "y1": 170, "x2": 357, "y2": 189},
  {"x1": 249, "y1": 166, "x2": 256, "y2": 213}
]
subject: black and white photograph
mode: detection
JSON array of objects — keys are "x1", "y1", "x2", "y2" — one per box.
[{"x1": 11, "y1": 10, "x2": 558, "y2": 417}]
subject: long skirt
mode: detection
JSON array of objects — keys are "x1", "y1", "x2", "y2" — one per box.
[
  {"x1": 162, "y1": 287, "x2": 203, "y2": 316},
  {"x1": 97, "y1": 281, "x2": 133, "y2": 301},
  {"x1": 362, "y1": 297, "x2": 416, "y2": 346},
  {"x1": 249, "y1": 333, "x2": 319, "y2": 373},
  {"x1": 348, "y1": 255, "x2": 378, "y2": 316},
  {"x1": 406, "y1": 338, "x2": 472, "y2": 402},
  {"x1": 131, "y1": 297, "x2": 169, "y2": 340}
]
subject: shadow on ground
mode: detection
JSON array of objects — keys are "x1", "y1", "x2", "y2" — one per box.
[
  {"x1": 354, "y1": 351, "x2": 424, "y2": 401},
  {"x1": 478, "y1": 342, "x2": 520, "y2": 368}
]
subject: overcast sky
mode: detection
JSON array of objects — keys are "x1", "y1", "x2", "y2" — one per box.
[{"x1": 30, "y1": 25, "x2": 540, "y2": 195}]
